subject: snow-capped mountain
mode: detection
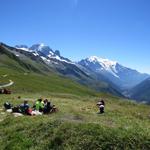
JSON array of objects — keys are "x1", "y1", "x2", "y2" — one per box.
[
  {"x1": 78, "y1": 56, "x2": 149, "y2": 90},
  {"x1": 81, "y1": 56, "x2": 119, "y2": 78},
  {"x1": 15, "y1": 45, "x2": 31, "y2": 52},
  {"x1": 15, "y1": 43, "x2": 72, "y2": 64},
  {"x1": 15, "y1": 44, "x2": 149, "y2": 92},
  {"x1": 1, "y1": 42, "x2": 123, "y2": 96}
]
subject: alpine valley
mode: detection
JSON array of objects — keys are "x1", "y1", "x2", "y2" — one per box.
[{"x1": 0, "y1": 42, "x2": 150, "y2": 102}]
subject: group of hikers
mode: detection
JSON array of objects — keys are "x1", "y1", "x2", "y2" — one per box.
[
  {"x1": 4, "y1": 98, "x2": 57, "y2": 116},
  {"x1": 3, "y1": 97, "x2": 105, "y2": 116}
]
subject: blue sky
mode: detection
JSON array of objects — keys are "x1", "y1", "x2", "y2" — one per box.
[{"x1": 0, "y1": 0, "x2": 150, "y2": 73}]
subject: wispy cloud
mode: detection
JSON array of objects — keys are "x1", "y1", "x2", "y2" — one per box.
[
  {"x1": 70, "y1": 0, "x2": 79, "y2": 7},
  {"x1": 73, "y1": 0, "x2": 78, "y2": 6}
]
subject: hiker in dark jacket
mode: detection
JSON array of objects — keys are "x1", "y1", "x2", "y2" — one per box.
[
  {"x1": 97, "y1": 99, "x2": 105, "y2": 114},
  {"x1": 43, "y1": 102, "x2": 53, "y2": 114},
  {"x1": 20, "y1": 100, "x2": 30, "y2": 114},
  {"x1": 43, "y1": 99, "x2": 58, "y2": 114},
  {"x1": 43, "y1": 99, "x2": 54, "y2": 113}
]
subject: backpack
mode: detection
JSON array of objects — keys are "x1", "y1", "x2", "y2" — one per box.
[
  {"x1": 12, "y1": 106, "x2": 20, "y2": 113},
  {"x1": 4, "y1": 102, "x2": 12, "y2": 109}
]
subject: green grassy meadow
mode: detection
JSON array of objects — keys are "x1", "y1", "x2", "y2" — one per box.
[
  {"x1": 0, "y1": 67, "x2": 150, "y2": 149},
  {"x1": 0, "y1": 66, "x2": 97, "y2": 96},
  {"x1": 0, "y1": 93, "x2": 150, "y2": 150}
]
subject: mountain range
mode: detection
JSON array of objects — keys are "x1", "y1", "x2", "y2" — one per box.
[
  {"x1": 0, "y1": 43, "x2": 122, "y2": 96},
  {"x1": 129, "y1": 77, "x2": 150, "y2": 103},
  {"x1": 0, "y1": 42, "x2": 150, "y2": 102},
  {"x1": 78, "y1": 56, "x2": 149, "y2": 90}
]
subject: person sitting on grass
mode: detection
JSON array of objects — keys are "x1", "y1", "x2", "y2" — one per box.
[
  {"x1": 43, "y1": 101, "x2": 52, "y2": 114},
  {"x1": 43, "y1": 99, "x2": 48, "y2": 107},
  {"x1": 97, "y1": 99, "x2": 105, "y2": 114},
  {"x1": 43, "y1": 99, "x2": 58, "y2": 114},
  {"x1": 35, "y1": 98, "x2": 44, "y2": 112},
  {"x1": 19, "y1": 100, "x2": 30, "y2": 114}
]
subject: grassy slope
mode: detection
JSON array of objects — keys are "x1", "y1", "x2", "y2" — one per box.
[
  {"x1": 0, "y1": 45, "x2": 113, "y2": 97},
  {"x1": 0, "y1": 65, "x2": 97, "y2": 97},
  {"x1": 0, "y1": 94, "x2": 150, "y2": 150},
  {"x1": 0, "y1": 56, "x2": 150, "y2": 149}
]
